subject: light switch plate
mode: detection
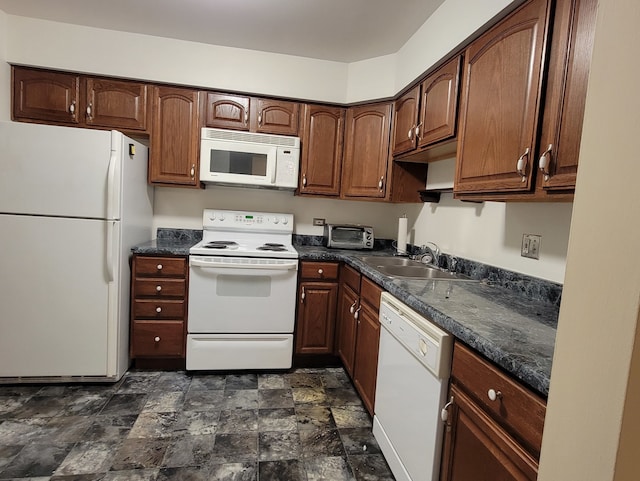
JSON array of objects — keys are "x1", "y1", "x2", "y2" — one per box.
[
  {"x1": 521, "y1": 234, "x2": 541, "y2": 259},
  {"x1": 313, "y1": 218, "x2": 326, "y2": 226}
]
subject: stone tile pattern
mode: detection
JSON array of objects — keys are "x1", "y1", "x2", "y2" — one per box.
[{"x1": 0, "y1": 369, "x2": 394, "y2": 481}]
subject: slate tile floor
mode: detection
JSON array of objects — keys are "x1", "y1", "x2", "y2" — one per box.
[{"x1": 0, "y1": 368, "x2": 395, "y2": 480}]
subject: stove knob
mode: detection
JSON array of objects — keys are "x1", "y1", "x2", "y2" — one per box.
[
  {"x1": 273, "y1": 218, "x2": 279, "y2": 224},
  {"x1": 219, "y1": 214, "x2": 225, "y2": 221},
  {"x1": 282, "y1": 217, "x2": 289, "y2": 225},
  {"x1": 209, "y1": 214, "x2": 216, "y2": 221}
]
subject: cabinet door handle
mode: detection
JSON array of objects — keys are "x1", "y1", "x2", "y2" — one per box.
[
  {"x1": 415, "y1": 122, "x2": 422, "y2": 140},
  {"x1": 244, "y1": 108, "x2": 249, "y2": 125},
  {"x1": 86, "y1": 102, "x2": 92, "y2": 119},
  {"x1": 349, "y1": 300, "x2": 357, "y2": 314},
  {"x1": 487, "y1": 388, "x2": 502, "y2": 401},
  {"x1": 69, "y1": 100, "x2": 76, "y2": 118},
  {"x1": 258, "y1": 110, "x2": 263, "y2": 126},
  {"x1": 190, "y1": 164, "x2": 195, "y2": 178},
  {"x1": 378, "y1": 176, "x2": 385, "y2": 191},
  {"x1": 354, "y1": 305, "x2": 361, "y2": 320},
  {"x1": 302, "y1": 174, "x2": 307, "y2": 187},
  {"x1": 516, "y1": 147, "x2": 530, "y2": 182},
  {"x1": 301, "y1": 286, "x2": 306, "y2": 302},
  {"x1": 538, "y1": 144, "x2": 553, "y2": 181},
  {"x1": 407, "y1": 126, "x2": 414, "y2": 140},
  {"x1": 441, "y1": 396, "x2": 454, "y2": 422},
  {"x1": 154, "y1": 336, "x2": 161, "y2": 342}
]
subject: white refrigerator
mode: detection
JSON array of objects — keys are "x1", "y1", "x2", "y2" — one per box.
[{"x1": 0, "y1": 121, "x2": 154, "y2": 382}]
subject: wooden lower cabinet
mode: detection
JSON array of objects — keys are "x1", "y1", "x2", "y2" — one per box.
[
  {"x1": 441, "y1": 342, "x2": 546, "y2": 481},
  {"x1": 130, "y1": 255, "x2": 188, "y2": 363},
  {"x1": 335, "y1": 264, "x2": 383, "y2": 415},
  {"x1": 295, "y1": 262, "x2": 339, "y2": 356}
]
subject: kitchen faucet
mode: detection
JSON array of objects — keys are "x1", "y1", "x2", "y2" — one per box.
[{"x1": 415, "y1": 241, "x2": 440, "y2": 267}]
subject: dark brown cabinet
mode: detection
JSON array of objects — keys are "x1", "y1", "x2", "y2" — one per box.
[
  {"x1": 204, "y1": 93, "x2": 299, "y2": 136},
  {"x1": 130, "y1": 255, "x2": 188, "y2": 361},
  {"x1": 12, "y1": 67, "x2": 148, "y2": 131},
  {"x1": 295, "y1": 261, "x2": 339, "y2": 355},
  {"x1": 149, "y1": 86, "x2": 201, "y2": 186},
  {"x1": 298, "y1": 104, "x2": 345, "y2": 196},
  {"x1": 440, "y1": 342, "x2": 546, "y2": 481},
  {"x1": 535, "y1": 0, "x2": 597, "y2": 195},
  {"x1": 454, "y1": 0, "x2": 551, "y2": 195},
  {"x1": 391, "y1": 86, "x2": 421, "y2": 157},
  {"x1": 342, "y1": 103, "x2": 393, "y2": 199},
  {"x1": 335, "y1": 265, "x2": 382, "y2": 415}
]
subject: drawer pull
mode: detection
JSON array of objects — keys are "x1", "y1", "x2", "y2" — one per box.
[
  {"x1": 318, "y1": 268, "x2": 323, "y2": 275},
  {"x1": 488, "y1": 388, "x2": 502, "y2": 401},
  {"x1": 157, "y1": 264, "x2": 163, "y2": 270},
  {"x1": 156, "y1": 307, "x2": 162, "y2": 313},
  {"x1": 154, "y1": 336, "x2": 161, "y2": 342},
  {"x1": 156, "y1": 285, "x2": 162, "y2": 292}
]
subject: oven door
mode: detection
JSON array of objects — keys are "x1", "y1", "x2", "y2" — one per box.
[{"x1": 188, "y1": 256, "x2": 298, "y2": 333}]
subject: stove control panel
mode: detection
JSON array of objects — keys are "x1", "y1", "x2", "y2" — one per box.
[{"x1": 202, "y1": 209, "x2": 294, "y2": 233}]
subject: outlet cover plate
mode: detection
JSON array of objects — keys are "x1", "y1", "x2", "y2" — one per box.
[
  {"x1": 521, "y1": 234, "x2": 541, "y2": 259},
  {"x1": 313, "y1": 218, "x2": 326, "y2": 226}
]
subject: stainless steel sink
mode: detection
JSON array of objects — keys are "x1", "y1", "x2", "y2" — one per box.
[{"x1": 359, "y1": 256, "x2": 474, "y2": 281}]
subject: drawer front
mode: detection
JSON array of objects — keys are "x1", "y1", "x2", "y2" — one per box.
[
  {"x1": 452, "y1": 342, "x2": 546, "y2": 456},
  {"x1": 132, "y1": 321, "x2": 184, "y2": 357},
  {"x1": 360, "y1": 276, "x2": 382, "y2": 312},
  {"x1": 300, "y1": 261, "x2": 339, "y2": 281},
  {"x1": 133, "y1": 299, "x2": 185, "y2": 319},
  {"x1": 134, "y1": 278, "x2": 186, "y2": 298},
  {"x1": 340, "y1": 264, "x2": 361, "y2": 293},
  {"x1": 135, "y1": 256, "x2": 187, "y2": 278}
]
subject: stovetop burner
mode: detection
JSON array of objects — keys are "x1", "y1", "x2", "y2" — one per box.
[
  {"x1": 257, "y1": 243, "x2": 288, "y2": 252},
  {"x1": 203, "y1": 241, "x2": 239, "y2": 250}
]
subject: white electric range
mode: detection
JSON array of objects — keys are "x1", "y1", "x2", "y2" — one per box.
[{"x1": 186, "y1": 209, "x2": 299, "y2": 370}]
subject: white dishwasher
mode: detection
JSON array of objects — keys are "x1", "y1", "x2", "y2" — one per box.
[{"x1": 373, "y1": 292, "x2": 453, "y2": 481}]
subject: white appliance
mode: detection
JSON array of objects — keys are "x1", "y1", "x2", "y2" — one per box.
[
  {"x1": 373, "y1": 292, "x2": 453, "y2": 481},
  {"x1": 199, "y1": 128, "x2": 300, "y2": 189},
  {"x1": 187, "y1": 209, "x2": 299, "y2": 370},
  {"x1": 0, "y1": 121, "x2": 153, "y2": 382}
]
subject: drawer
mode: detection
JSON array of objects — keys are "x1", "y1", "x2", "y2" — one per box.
[
  {"x1": 132, "y1": 321, "x2": 184, "y2": 357},
  {"x1": 134, "y1": 256, "x2": 187, "y2": 278},
  {"x1": 133, "y1": 299, "x2": 185, "y2": 319},
  {"x1": 300, "y1": 261, "x2": 339, "y2": 281},
  {"x1": 340, "y1": 264, "x2": 361, "y2": 293},
  {"x1": 451, "y1": 342, "x2": 546, "y2": 456},
  {"x1": 134, "y1": 278, "x2": 186, "y2": 298},
  {"x1": 360, "y1": 276, "x2": 382, "y2": 312}
]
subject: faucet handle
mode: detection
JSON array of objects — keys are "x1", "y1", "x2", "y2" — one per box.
[{"x1": 448, "y1": 255, "x2": 458, "y2": 273}]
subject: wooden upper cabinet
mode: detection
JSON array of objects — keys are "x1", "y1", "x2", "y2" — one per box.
[
  {"x1": 342, "y1": 103, "x2": 392, "y2": 199},
  {"x1": 204, "y1": 92, "x2": 250, "y2": 131},
  {"x1": 418, "y1": 55, "x2": 461, "y2": 148},
  {"x1": 536, "y1": 0, "x2": 597, "y2": 193},
  {"x1": 84, "y1": 78, "x2": 148, "y2": 131},
  {"x1": 299, "y1": 104, "x2": 345, "y2": 196},
  {"x1": 391, "y1": 86, "x2": 420, "y2": 156},
  {"x1": 454, "y1": 0, "x2": 551, "y2": 195},
  {"x1": 252, "y1": 98, "x2": 300, "y2": 135},
  {"x1": 149, "y1": 86, "x2": 201, "y2": 186},
  {"x1": 13, "y1": 68, "x2": 80, "y2": 124}
]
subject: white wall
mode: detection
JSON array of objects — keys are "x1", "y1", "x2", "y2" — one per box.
[
  {"x1": 538, "y1": 0, "x2": 640, "y2": 478},
  {"x1": 0, "y1": 10, "x2": 10, "y2": 120},
  {"x1": 152, "y1": 186, "x2": 404, "y2": 239}
]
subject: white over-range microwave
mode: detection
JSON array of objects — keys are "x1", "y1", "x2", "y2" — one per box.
[{"x1": 199, "y1": 128, "x2": 300, "y2": 190}]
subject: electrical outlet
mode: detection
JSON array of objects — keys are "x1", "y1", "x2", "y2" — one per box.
[
  {"x1": 521, "y1": 234, "x2": 541, "y2": 259},
  {"x1": 313, "y1": 218, "x2": 326, "y2": 226}
]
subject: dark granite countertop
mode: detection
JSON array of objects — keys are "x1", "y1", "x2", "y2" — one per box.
[
  {"x1": 296, "y1": 246, "x2": 558, "y2": 397},
  {"x1": 131, "y1": 232, "x2": 558, "y2": 396}
]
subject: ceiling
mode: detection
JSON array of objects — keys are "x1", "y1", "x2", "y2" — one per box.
[{"x1": 0, "y1": 0, "x2": 446, "y2": 63}]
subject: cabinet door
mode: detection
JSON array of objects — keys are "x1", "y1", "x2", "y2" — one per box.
[
  {"x1": 252, "y1": 98, "x2": 300, "y2": 135},
  {"x1": 418, "y1": 55, "x2": 461, "y2": 148},
  {"x1": 536, "y1": 0, "x2": 597, "y2": 192},
  {"x1": 454, "y1": 0, "x2": 551, "y2": 194},
  {"x1": 391, "y1": 86, "x2": 420, "y2": 156},
  {"x1": 336, "y1": 284, "x2": 359, "y2": 376},
  {"x1": 85, "y1": 78, "x2": 148, "y2": 131},
  {"x1": 204, "y1": 93, "x2": 250, "y2": 131},
  {"x1": 342, "y1": 103, "x2": 392, "y2": 198},
  {"x1": 441, "y1": 385, "x2": 538, "y2": 481},
  {"x1": 149, "y1": 86, "x2": 201, "y2": 186},
  {"x1": 299, "y1": 104, "x2": 345, "y2": 196},
  {"x1": 296, "y1": 282, "x2": 338, "y2": 355},
  {"x1": 352, "y1": 302, "x2": 381, "y2": 416},
  {"x1": 12, "y1": 67, "x2": 80, "y2": 124}
]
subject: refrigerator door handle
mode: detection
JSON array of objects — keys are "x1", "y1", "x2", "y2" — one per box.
[
  {"x1": 106, "y1": 220, "x2": 116, "y2": 282},
  {"x1": 106, "y1": 147, "x2": 120, "y2": 220}
]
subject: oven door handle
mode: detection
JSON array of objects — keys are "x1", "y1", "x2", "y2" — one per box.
[{"x1": 190, "y1": 258, "x2": 298, "y2": 270}]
